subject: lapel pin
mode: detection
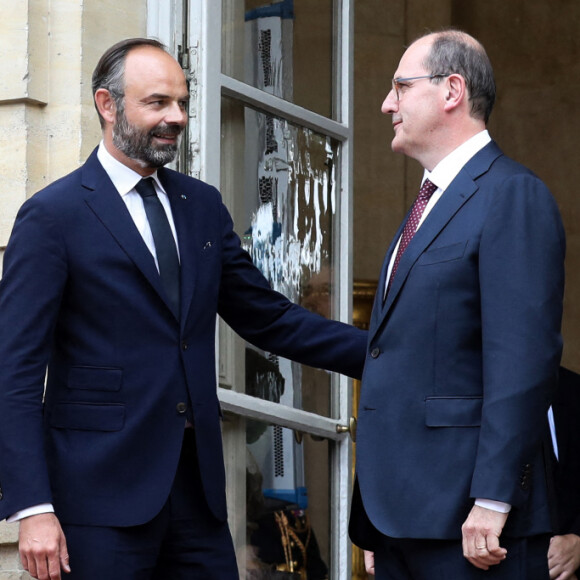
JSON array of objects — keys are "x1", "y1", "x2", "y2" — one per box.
[
  {"x1": 204, "y1": 241, "x2": 212, "y2": 249},
  {"x1": 181, "y1": 194, "x2": 187, "y2": 200}
]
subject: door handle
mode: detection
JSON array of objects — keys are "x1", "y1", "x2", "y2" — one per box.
[{"x1": 336, "y1": 416, "x2": 357, "y2": 442}]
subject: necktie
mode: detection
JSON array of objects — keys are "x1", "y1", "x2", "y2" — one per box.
[
  {"x1": 135, "y1": 177, "x2": 181, "y2": 317},
  {"x1": 387, "y1": 179, "x2": 438, "y2": 294}
]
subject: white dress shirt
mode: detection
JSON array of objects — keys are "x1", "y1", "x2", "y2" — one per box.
[
  {"x1": 385, "y1": 130, "x2": 492, "y2": 289},
  {"x1": 97, "y1": 142, "x2": 180, "y2": 263},
  {"x1": 548, "y1": 406, "x2": 559, "y2": 460}
]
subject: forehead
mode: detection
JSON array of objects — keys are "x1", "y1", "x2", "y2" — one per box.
[
  {"x1": 123, "y1": 47, "x2": 187, "y2": 95},
  {"x1": 394, "y1": 37, "x2": 433, "y2": 77}
]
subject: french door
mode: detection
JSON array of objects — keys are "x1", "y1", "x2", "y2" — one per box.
[{"x1": 148, "y1": 1, "x2": 356, "y2": 576}]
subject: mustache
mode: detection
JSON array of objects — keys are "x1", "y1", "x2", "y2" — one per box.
[{"x1": 150, "y1": 124, "x2": 183, "y2": 137}]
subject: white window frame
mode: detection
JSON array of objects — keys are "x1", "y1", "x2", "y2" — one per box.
[{"x1": 148, "y1": 1, "x2": 356, "y2": 576}]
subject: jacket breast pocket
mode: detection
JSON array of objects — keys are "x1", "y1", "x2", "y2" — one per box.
[
  {"x1": 50, "y1": 402, "x2": 125, "y2": 431},
  {"x1": 417, "y1": 241, "x2": 467, "y2": 266},
  {"x1": 425, "y1": 396, "x2": 482, "y2": 427},
  {"x1": 68, "y1": 366, "x2": 122, "y2": 392}
]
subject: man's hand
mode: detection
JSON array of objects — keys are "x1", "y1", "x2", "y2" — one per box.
[
  {"x1": 19, "y1": 513, "x2": 71, "y2": 580},
  {"x1": 364, "y1": 550, "x2": 375, "y2": 576},
  {"x1": 461, "y1": 505, "x2": 508, "y2": 570},
  {"x1": 548, "y1": 534, "x2": 580, "y2": 580}
]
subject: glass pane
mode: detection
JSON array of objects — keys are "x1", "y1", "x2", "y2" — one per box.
[
  {"x1": 245, "y1": 419, "x2": 331, "y2": 579},
  {"x1": 221, "y1": 96, "x2": 338, "y2": 417},
  {"x1": 222, "y1": 0, "x2": 335, "y2": 119}
]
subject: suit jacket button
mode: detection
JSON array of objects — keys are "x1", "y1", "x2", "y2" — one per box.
[
  {"x1": 370, "y1": 347, "x2": 380, "y2": 359},
  {"x1": 176, "y1": 402, "x2": 188, "y2": 414},
  {"x1": 181, "y1": 341, "x2": 189, "y2": 351}
]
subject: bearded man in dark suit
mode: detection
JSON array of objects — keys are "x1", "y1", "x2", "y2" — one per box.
[{"x1": 0, "y1": 38, "x2": 367, "y2": 580}]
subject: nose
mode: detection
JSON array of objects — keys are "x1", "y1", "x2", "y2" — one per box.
[
  {"x1": 381, "y1": 89, "x2": 398, "y2": 115},
  {"x1": 166, "y1": 101, "x2": 188, "y2": 127}
]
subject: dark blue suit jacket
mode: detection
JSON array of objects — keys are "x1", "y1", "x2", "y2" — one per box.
[
  {"x1": 0, "y1": 149, "x2": 367, "y2": 527},
  {"x1": 350, "y1": 141, "x2": 565, "y2": 546},
  {"x1": 552, "y1": 367, "x2": 580, "y2": 538}
]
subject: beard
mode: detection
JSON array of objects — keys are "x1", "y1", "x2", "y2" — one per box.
[{"x1": 112, "y1": 105, "x2": 183, "y2": 169}]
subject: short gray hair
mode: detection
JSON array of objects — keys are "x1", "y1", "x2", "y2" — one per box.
[{"x1": 421, "y1": 30, "x2": 496, "y2": 124}]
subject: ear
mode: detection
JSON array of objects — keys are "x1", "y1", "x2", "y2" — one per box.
[
  {"x1": 443, "y1": 74, "x2": 467, "y2": 113},
  {"x1": 94, "y1": 88, "x2": 117, "y2": 125}
]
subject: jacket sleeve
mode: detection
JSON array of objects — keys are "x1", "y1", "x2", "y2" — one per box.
[
  {"x1": 0, "y1": 196, "x2": 68, "y2": 519},
  {"x1": 215, "y1": 196, "x2": 368, "y2": 380},
  {"x1": 470, "y1": 172, "x2": 565, "y2": 507}
]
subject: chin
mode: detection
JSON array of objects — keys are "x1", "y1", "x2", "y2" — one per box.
[{"x1": 391, "y1": 139, "x2": 407, "y2": 155}]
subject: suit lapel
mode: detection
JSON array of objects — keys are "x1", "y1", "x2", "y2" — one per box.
[
  {"x1": 371, "y1": 141, "x2": 503, "y2": 342},
  {"x1": 383, "y1": 171, "x2": 478, "y2": 309},
  {"x1": 81, "y1": 150, "x2": 177, "y2": 318},
  {"x1": 370, "y1": 221, "x2": 405, "y2": 331}
]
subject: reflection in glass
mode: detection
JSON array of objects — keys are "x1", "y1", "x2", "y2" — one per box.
[
  {"x1": 222, "y1": 96, "x2": 337, "y2": 417},
  {"x1": 223, "y1": 0, "x2": 334, "y2": 118},
  {"x1": 241, "y1": 110, "x2": 336, "y2": 305},
  {"x1": 246, "y1": 419, "x2": 330, "y2": 579}
]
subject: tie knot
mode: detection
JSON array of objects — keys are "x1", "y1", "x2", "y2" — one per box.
[
  {"x1": 135, "y1": 177, "x2": 157, "y2": 199},
  {"x1": 419, "y1": 178, "x2": 437, "y2": 200}
]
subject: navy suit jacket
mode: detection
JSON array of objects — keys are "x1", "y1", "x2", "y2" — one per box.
[
  {"x1": 552, "y1": 367, "x2": 580, "y2": 538},
  {"x1": 0, "y1": 149, "x2": 367, "y2": 526},
  {"x1": 350, "y1": 141, "x2": 565, "y2": 546}
]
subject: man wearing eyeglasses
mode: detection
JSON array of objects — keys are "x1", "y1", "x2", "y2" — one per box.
[{"x1": 349, "y1": 29, "x2": 565, "y2": 579}]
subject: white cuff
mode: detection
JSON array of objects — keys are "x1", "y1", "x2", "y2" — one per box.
[
  {"x1": 7, "y1": 504, "x2": 55, "y2": 523},
  {"x1": 474, "y1": 498, "x2": 511, "y2": 513}
]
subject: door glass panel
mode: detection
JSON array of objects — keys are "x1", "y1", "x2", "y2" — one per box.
[
  {"x1": 221, "y1": 96, "x2": 338, "y2": 417},
  {"x1": 222, "y1": 0, "x2": 335, "y2": 118},
  {"x1": 245, "y1": 418, "x2": 331, "y2": 578}
]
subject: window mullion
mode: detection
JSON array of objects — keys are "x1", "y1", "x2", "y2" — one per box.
[{"x1": 220, "y1": 74, "x2": 349, "y2": 141}]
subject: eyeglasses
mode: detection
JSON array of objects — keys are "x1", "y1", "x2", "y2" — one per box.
[{"x1": 391, "y1": 74, "x2": 450, "y2": 101}]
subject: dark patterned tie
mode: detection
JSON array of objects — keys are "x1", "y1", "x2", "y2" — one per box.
[
  {"x1": 387, "y1": 178, "x2": 438, "y2": 294},
  {"x1": 135, "y1": 177, "x2": 180, "y2": 317}
]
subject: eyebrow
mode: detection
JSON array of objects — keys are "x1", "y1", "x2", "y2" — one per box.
[{"x1": 144, "y1": 93, "x2": 190, "y2": 101}]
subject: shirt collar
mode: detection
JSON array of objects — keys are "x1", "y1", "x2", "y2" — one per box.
[
  {"x1": 97, "y1": 141, "x2": 166, "y2": 196},
  {"x1": 423, "y1": 130, "x2": 491, "y2": 191}
]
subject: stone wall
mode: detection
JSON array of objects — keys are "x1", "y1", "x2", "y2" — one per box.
[{"x1": 0, "y1": 522, "x2": 30, "y2": 579}]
